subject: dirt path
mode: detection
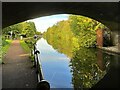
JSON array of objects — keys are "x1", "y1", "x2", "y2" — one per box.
[{"x1": 2, "y1": 40, "x2": 37, "y2": 88}]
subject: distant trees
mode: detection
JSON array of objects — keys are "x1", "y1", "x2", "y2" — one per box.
[
  {"x1": 69, "y1": 15, "x2": 106, "y2": 47},
  {"x1": 43, "y1": 15, "x2": 108, "y2": 88},
  {"x1": 43, "y1": 15, "x2": 108, "y2": 51},
  {"x1": 20, "y1": 22, "x2": 37, "y2": 37},
  {"x1": 2, "y1": 21, "x2": 37, "y2": 38},
  {"x1": 44, "y1": 20, "x2": 79, "y2": 58}
]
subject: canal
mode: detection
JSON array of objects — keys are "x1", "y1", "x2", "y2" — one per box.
[{"x1": 36, "y1": 38, "x2": 120, "y2": 89}]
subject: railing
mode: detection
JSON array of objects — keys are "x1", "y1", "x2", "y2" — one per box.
[{"x1": 33, "y1": 44, "x2": 50, "y2": 90}]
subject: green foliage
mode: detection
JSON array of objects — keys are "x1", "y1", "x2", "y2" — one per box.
[
  {"x1": 2, "y1": 24, "x2": 20, "y2": 35},
  {"x1": 70, "y1": 48, "x2": 106, "y2": 88},
  {"x1": 69, "y1": 15, "x2": 107, "y2": 47},
  {"x1": 0, "y1": 46, "x2": 1, "y2": 63},
  {"x1": 20, "y1": 36, "x2": 37, "y2": 53},
  {"x1": 24, "y1": 38, "x2": 36, "y2": 49},
  {"x1": 44, "y1": 15, "x2": 108, "y2": 48},
  {"x1": 42, "y1": 15, "x2": 111, "y2": 88},
  {"x1": 36, "y1": 31, "x2": 42, "y2": 35},
  {"x1": 20, "y1": 40, "x2": 31, "y2": 53},
  {"x1": 2, "y1": 39, "x2": 9, "y2": 46},
  {"x1": 20, "y1": 21, "x2": 37, "y2": 37},
  {"x1": 2, "y1": 39, "x2": 12, "y2": 53},
  {"x1": 2, "y1": 21, "x2": 37, "y2": 38},
  {"x1": 20, "y1": 38, "x2": 36, "y2": 62},
  {"x1": 1, "y1": 39, "x2": 12, "y2": 63},
  {"x1": 44, "y1": 20, "x2": 79, "y2": 58}
]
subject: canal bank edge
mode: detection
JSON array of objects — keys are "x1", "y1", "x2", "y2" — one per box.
[{"x1": 98, "y1": 45, "x2": 120, "y2": 55}]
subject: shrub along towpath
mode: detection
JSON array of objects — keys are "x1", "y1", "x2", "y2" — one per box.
[{"x1": 2, "y1": 40, "x2": 37, "y2": 89}]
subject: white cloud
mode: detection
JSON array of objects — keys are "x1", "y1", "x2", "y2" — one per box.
[{"x1": 27, "y1": 14, "x2": 69, "y2": 33}]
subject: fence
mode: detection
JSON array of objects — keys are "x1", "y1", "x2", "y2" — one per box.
[{"x1": 33, "y1": 44, "x2": 50, "y2": 90}]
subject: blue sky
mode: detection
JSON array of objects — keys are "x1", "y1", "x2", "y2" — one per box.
[{"x1": 27, "y1": 14, "x2": 69, "y2": 33}]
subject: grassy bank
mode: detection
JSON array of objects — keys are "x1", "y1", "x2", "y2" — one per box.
[
  {"x1": 20, "y1": 40, "x2": 34, "y2": 62},
  {"x1": 20, "y1": 40, "x2": 31, "y2": 53},
  {"x1": 2, "y1": 39, "x2": 12, "y2": 56},
  {"x1": 1, "y1": 39, "x2": 12, "y2": 64}
]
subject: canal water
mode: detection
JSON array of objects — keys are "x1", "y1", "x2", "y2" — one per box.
[{"x1": 36, "y1": 38, "x2": 120, "y2": 88}]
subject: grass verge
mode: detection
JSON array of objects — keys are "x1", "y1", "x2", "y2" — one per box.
[
  {"x1": 20, "y1": 40, "x2": 34, "y2": 62},
  {"x1": 20, "y1": 40, "x2": 31, "y2": 53},
  {"x1": 1, "y1": 39, "x2": 12, "y2": 64}
]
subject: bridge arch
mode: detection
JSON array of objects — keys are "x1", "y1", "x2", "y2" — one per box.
[{"x1": 2, "y1": 2, "x2": 119, "y2": 47}]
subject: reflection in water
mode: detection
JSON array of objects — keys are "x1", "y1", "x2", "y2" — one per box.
[
  {"x1": 70, "y1": 48, "x2": 108, "y2": 88},
  {"x1": 36, "y1": 38, "x2": 73, "y2": 88},
  {"x1": 97, "y1": 49, "x2": 111, "y2": 71},
  {"x1": 92, "y1": 51, "x2": 120, "y2": 88},
  {"x1": 36, "y1": 38, "x2": 118, "y2": 88}
]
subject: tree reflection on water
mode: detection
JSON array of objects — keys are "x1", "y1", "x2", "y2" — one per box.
[
  {"x1": 70, "y1": 48, "x2": 111, "y2": 88},
  {"x1": 44, "y1": 36, "x2": 112, "y2": 88}
]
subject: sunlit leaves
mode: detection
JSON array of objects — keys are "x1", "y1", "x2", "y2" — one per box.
[
  {"x1": 2, "y1": 21, "x2": 37, "y2": 38},
  {"x1": 69, "y1": 15, "x2": 107, "y2": 47},
  {"x1": 20, "y1": 21, "x2": 37, "y2": 37},
  {"x1": 42, "y1": 15, "x2": 109, "y2": 88},
  {"x1": 44, "y1": 20, "x2": 76, "y2": 58},
  {"x1": 43, "y1": 15, "x2": 108, "y2": 57},
  {"x1": 70, "y1": 48, "x2": 106, "y2": 88}
]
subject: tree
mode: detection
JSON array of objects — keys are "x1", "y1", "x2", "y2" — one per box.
[
  {"x1": 69, "y1": 15, "x2": 107, "y2": 47},
  {"x1": 2, "y1": 21, "x2": 37, "y2": 38}
]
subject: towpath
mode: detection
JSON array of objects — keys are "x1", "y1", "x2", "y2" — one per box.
[{"x1": 2, "y1": 40, "x2": 37, "y2": 89}]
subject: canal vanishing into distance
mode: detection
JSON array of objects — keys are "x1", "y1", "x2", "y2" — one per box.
[{"x1": 36, "y1": 38, "x2": 120, "y2": 88}]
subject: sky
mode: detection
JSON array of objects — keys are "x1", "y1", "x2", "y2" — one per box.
[{"x1": 27, "y1": 14, "x2": 69, "y2": 33}]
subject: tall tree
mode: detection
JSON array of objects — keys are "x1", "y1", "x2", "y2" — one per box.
[{"x1": 2, "y1": 21, "x2": 37, "y2": 38}]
